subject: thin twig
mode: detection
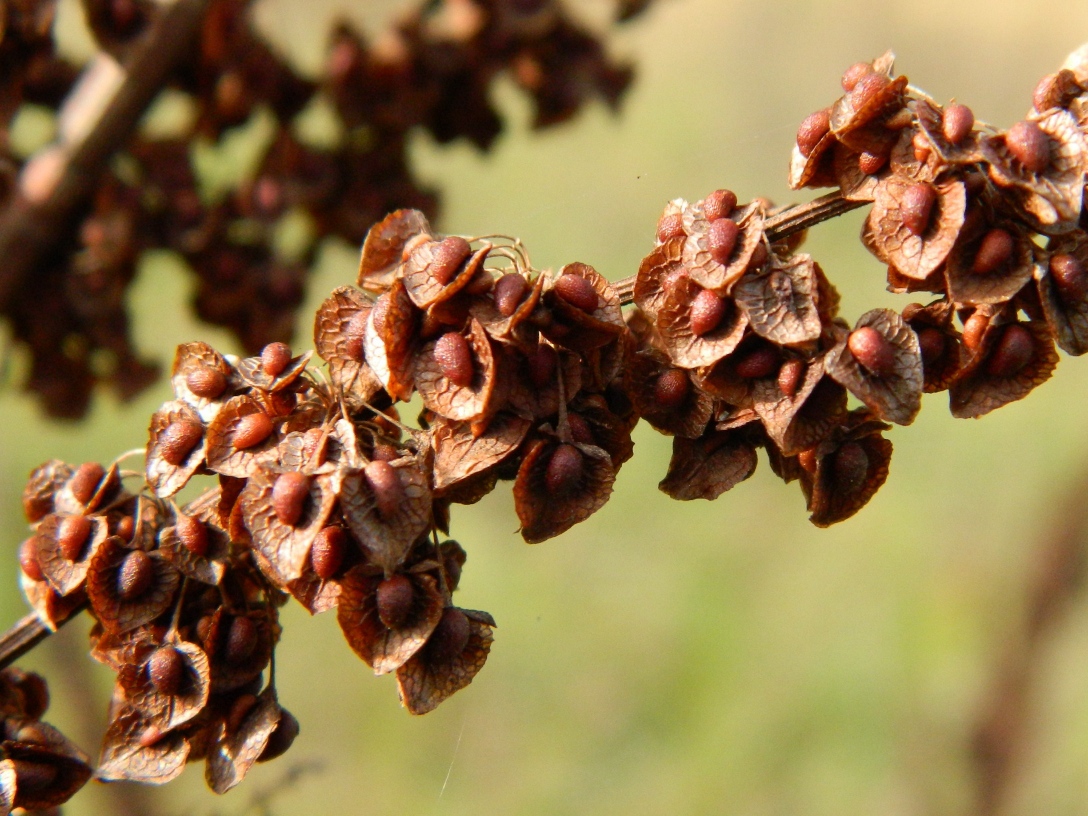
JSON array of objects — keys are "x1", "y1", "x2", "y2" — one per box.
[{"x1": 0, "y1": 610, "x2": 81, "y2": 670}]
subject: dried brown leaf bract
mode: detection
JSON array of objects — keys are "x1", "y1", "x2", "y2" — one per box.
[
  {"x1": 514, "y1": 439, "x2": 615, "y2": 543},
  {"x1": 86, "y1": 538, "x2": 180, "y2": 635},
  {"x1": 357, "y1": 209, "x2": 431, "y2": 296},
  {"x1": 205, "y1": 396, "x2": 280, "y2": 478},
  {"x1": 734, "y1": 254, "x2": 824, "y2": 347},
  {"x1": 340, "y1": 459, "x2": 432, "y2": 572},
  {"x1": 313, "y1": 286, "x2": 385, "y2": 405},
  {"x1": 414, "y1": 318, "x2": 497, "y2": 422},
  {"x1": 396, "y1": 608, "x2": 496, "y2": 715},
  {"x1": 864, "y1": 177, "x2": 966, "y2": 280},
  {"x1": 146, "y1": 401, "x2": 207, "y2": 499},
  {"x1": 656, "y1": 276, "x2": 747, "y2": 368},
  {"x1": 659, "y1": 431, "x2": 758, "y2": 500},
  {"x1": 432, "y1": 412, "x2": 531, "y2": 493},
  {"x1": 97, "y1": 707, "x2": 189, "y2": 784},
  {"x1": 949, "y1": 320, "x2": 1059, "y2": 418},
  {"x1": 205, "y1": 689, "x2": 283, "y2": 794}
]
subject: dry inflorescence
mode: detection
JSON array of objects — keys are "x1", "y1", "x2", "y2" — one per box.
[{"x1": 7, "y1": 39, "x2": 1088, "y2": 811}]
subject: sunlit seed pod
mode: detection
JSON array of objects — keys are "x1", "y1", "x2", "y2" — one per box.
[
  {"x1": 545, "y1": 444, "x2": 584, "y2": 496},
  {"x1": 656, "y1": 212, "x2": 685, "y2": 242},
  {"x1": 260, "y1": 342, "x2": 292, "y2": 377},
  {"x1": 258, "y1": 708, "x2": 300, "y2": 763},
  {"x1": 942, "y1": 103, "x2": 975, "y2": 145},
  {"x1": 363, "y1": 460, "x2": 404, "y2": 519},
  {"x1": 777, "y1": 359, "x2": 805, "y2": 398},
  {"x1": 11, "y1": 758, "x2": 58, "y2": 792},
  {"x1": 798, "y1": 449, "x2": 818, "y2": 474},
  {"x1": 916, "y1": 327, "x2": 947, "y2": 366},
  {"x1": 224, "y1": 616, "x2": 258, "y2": 666},
  {"x1": 57, "y1": 515, "x2": 93, "y2": 561},
  {"x1": 232, "y1": 412, "x2": 274, "y2": 450},
  {"x1": 301, "y1": 428, "x2": 326, "y2": 467},
  {"x1": 227, "y1": 694, "x2": 259, "y2": 733},
  {"x1": 848, "y1": 326, "x2": 896, "y2": 378},
  {"x1": 159, "y1": 419, "x2": 203, "y2": 466},
  {"x1": 857, "y1": 150, "x2": 888, "y2": 175},
  {"x1": 912, "y1": 131, "x2": 931, "y2": 163},
  {"x1": 833, "y1": 442, "x2": 870, "y2": 493},
  {"x1": 985, "y1": 324, "x2": 1034, "y2": 378},
  {"x1": 962, "y1": 312, "x2": 989, "y2": 354},
  {"x1": 689, "y1": 289, "x2": 726, "y2": 336},
  {"x1": 186, "y1": 366, "x2": 227, "y2": 399},
  {"x1": 138, "y1": 725, "x2": 165, "y2": 749},
  {"x1": 527, "y1": 343, "x2": 558, "y2": 388},
  {"x1": 431, "y1": 236, "x2": 472, "y2": 285},
  {"x1": 734, "y1": 345, "x2": 779, "y2": 379},
  {"x1": 147, "y1": 645, "x2": 185, "y2": 696},
  {"x1": 117, "y1": 549, "x2": 154, "y2": 600},
  {"x1": 850, "y1": 71, "x2": 891, "y2": 108},
  {"x1": 174, "y1": 511, "x2": 209, "y2": 557},
  {"x1": 434, "y1": 332, "x2": 474, "y2": 387},
  {"x1": 971, "y1": 228, "x2": 1015, "y2": 275},
  {"x1": 376, "y1": 574, "x2": 415, "y2": 630},
  {"x1": 653, "y1": 369, "x2": 690, "y2": 411},
  {"x1": 707, "y1": 218, "x2": 740, "y2": 265},
  {"x1": 428, "y1": 607, "x2": 471, "y2": 664},
  {"x1": 555, "y1": 273, "x2": 599, "y2": 312},
  {"x1": 1049, "y1": 253, "x2": 1088, "y2": 302},
  {"x1": 19, "y1": 538, "x2": 44, "y2": 582},
  {"x1": 1006, "y1": 120, "x2": 1051, "y2": 174},
  {"x1": 567, "y1": 413, "x2": 595, "y2": 446},
  {"x1": 343, "y1": 309, "x2": 369, "y2": 361},
  {"x1": 272, "y1": 471, "x2": 310, "y2": 527},
  {"x1": 493, "y1": 273, "x2": 529, "y2": 316},
  {"x1": 840, "y1": 61, "x2": 872, "y2": 92},
  {"x1": 703, "y1": 189, "x2": 738, "y2": 221},
  {"x1": 796, "y1": 109, "x2": 831, "y2": 157},
  {"x1": 311, "y1": 526, "x2": 347, "y2": 580},
  {"x1": 113, "y1": 515, "x2": 135, "y2": 542},
  {"x1": 901, "y1": 183, "x2": 937, "y2": 236},
  {"x1": 70, "y1": 462, "x2": 105, "y2": 505},
  {"x1": 371, "y1": 442, "x2": 399, "y2": 462}
]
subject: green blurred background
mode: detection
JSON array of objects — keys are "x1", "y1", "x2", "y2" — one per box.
[{"x1": 5, "y1": 1, "x2": 1088, "y2": 813}]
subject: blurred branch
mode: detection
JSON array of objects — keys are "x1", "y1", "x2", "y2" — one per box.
[{"x1": 0, "y1": 609, "x2": 81, "y2": 670}]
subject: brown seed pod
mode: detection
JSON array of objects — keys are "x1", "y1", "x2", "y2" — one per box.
[
  {"x1": 833, "y1": 442, "x2": 870, "y2": 494},
  {"x1": 311, "y1": 526, "x2": 347, "y2": 580},
  {"x1": 653, "y1": 369, "x2": 691, "y2": 411},
  {"x1": 1006, "y1": 120, "x2": 1051, "y2": 173},
  {"x1": 57, "y1": 515, "x2": 93, "y2": 561},
  {"x1": 364, "y1": 460, "x2": 404, "y2": 519},
  {"x1": 848, "y1": 326, "x2": 896, "y2": 378},
  {"x1": 851, "y1": 71, "x2": 891, "y2": 109},
  {"x1": 117, "y1": 550, "x2": 154, "y2": 600},
  {"x1": 1050, "y1": 253, "x2": 1088, "y2": 302},
  {"x1": 985, "y1": 324, "x2": 1034, "y2": 377},
  {"x1": 232, "y1": 412, "x2": 274, "y2": 450},
  {"x1": 114, "y1": 515, "x2": 135, "y2": 543},
  {"x1": 272, "y1": 471, "x2": 311, "y2": 527},
  {"x1": 567, "y1": 413, "x2": 595, "y2": 446},
  {"x1": 554, "y1": 273, "x2": 600, "y2": 312},
  {"x1": 147, "y1": 646, "x2": 185, "y2": 696},
  {"x1": 797, "y1": 109, "x2": 831, "y2": 157},
  {"x1": 545, "y1": 444, "x2": 585, "y2": 496},
  {"x1": 971, "y1": 228, "x2": 1015, "y2": 274},
  {"x1": 962, "y1": 312, "x2": 990, "y2": 354},
  {"x1": 841, "y1": 61, "x2": 872, "y2": 92},
  {"x1": 493, "y1": 273, "x2": 529, "y2": 316},
  {"x1": 704, "y1": 189, "x2": 738, "y2": 221},
  {"x1": 707, "y1": 217, "x2": 740, "y2": 264},
  {"x1": 377, "y1": 574, "x2": 415, "y2": 630},
  {"x1": 69, "y1": 462, "x2": 105, "y2": 505},
  {"x1": 260, "y1": 342, "x2": 292, "y2": 377},
  {"x1": 657, "y1": 212, "x2": 685, "y2": 242},
  {"x1": 258, "y1": 707, "x2": 300, "y2": 763},
  {"x1": 159, "y1": 419, "x2": 203, "y2": 466},
  {"x1": 175, "y1": 512, "x2": 209, "y2": 557},
  {"x1": 777, "y1": 359, "x2": 805, "y2": 398},
  {"x1": 690, "y1": 289, "x2": 726, "y2": 337},
  {"x1": 431, "y1": 236, "x2": 472, "y2": 285},
  {"x1": 798, "y1": 448, "x2": 818, "y2": 474},
  {"x1": 186, "y1": 366, "x2": 227, "y2": 399},
  {"x1": 942, "y1": 103, "x2": 974, "y2": 145},
  {"x1": 19, "y1": 537, "x2": 44, "y2": 581},
  {"x1": 433, "y1": 332, "x2": 474, "y2": 387},
  {"x1": 734, "y1": 345, "x2": 779, "y2": 379},
  {"x1": 900, "y1": 183, "x2": 937, "y2": 236},
  {"x1": 857, "y1": 150, "x2": 888, "y2": 175},
  {"x1": 916, "y1": 327, "x2": 947, "y2": 366},
  {"x1": 526, "y1": 343, "x2": 558, "y2": 388},
  {"x1": 427, "y1": 607, "x2": 472, "y2": 664},
  {"x1": 343, "y1": 309, "x2": 369, "y2": 362},
  {"x1": 224, "y1": 616, "x2": 258, "y2": 665}
]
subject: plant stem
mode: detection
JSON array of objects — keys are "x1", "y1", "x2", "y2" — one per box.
[{"x1": 0, "y1": 611, "x2": 81, "y2": 671}]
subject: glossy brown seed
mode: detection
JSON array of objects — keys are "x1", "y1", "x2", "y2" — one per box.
[
  {"x1": 653, "y1": 369, "x2": 690, "y2": 411},
  {"x1": 364, "y1": 460, "x2": 404, "y2": 519},
  {"x1": 857, "y1": 150, "x2": 888, "y2": 175},
  {"x1": 796, "y1": 109, "x2": 831, "y2": 157},
  {"x1": 777, "y1": 359, "x2": 805, "y2": 398},
  {"x1": 175, "y1": 512, "x2": 209, "y2": 557},
  {"x1": 798, "y1": 449, "x2": 818, "y2": 474},
  {"x1": 527, "y1": 343, "x2": 558, "y2": 388},
  {"x1": 704, "y1": 189, "x2": 738, "y2": 221},
  {"x1": 494, "y1": 273, "x2": 529, "y2": 316},
  {"x1": 57, "y1": 514, "x2": 93, "y2": 561},
  {"x1": 555, "y1": 273, "x2": 599, "y2": 312},
  {"x1": 734, "y1": 345, "x2": 779, "y2": 379},
  {"x1": 841, "y1": 61, "x2": 872, "y2": 92},
  {"x1": 232, "y1": 412, "x2": 274, "y2": 450},
  {"x1": 916, "y1": 327, "x2": 947, "y2": 366},
  {"x1": 186, "y1": 366, "x2": 227, "y2": 399},
  {"x1": 912, "y1": 131, "x2": 931, "y2": 163},
  {"x1": 147, "y1": 646, "x2": 185, "y2": 696},
  {"x1": 138, "y1": 725, "x2": 165, "y2": 749},
  {"x1": 833, "y1": 442, "x2": 869, "y2": 493},
  {"x1": 851, "y1": 71, "x2": 891, "y2": 108},
  {"x1": 545, "y1": 444, "x2": 584, "y2": 496},
  {"x1": 656, "y1": 213, "x2": 685, "y2": 242},
  {"x1": 707, "y1": 218, "x2": 740, "y2": 265},
  {"x1": 260, "y1": 342, "x2": 292, "y2": 377},
  {"x1": 258, "y1": 708, "x2": 300, "y2": 762},
  {"x1": 985, "y1": 324, "x2": 1034, "y2": 378},
  {"x1": 114, "y1": 515, "x2": 135, "y2": 542},
  {"x1": 428, "y1": 607, "x2": 471, "y2": 664},
  {"x1": 117, "y1": 549, "x2": 154, "y2": 600},
  {"x1": 848, "y1": 327, "x2": 896, "y2": 378},
  {"x1": 311, "y1": 526, "x2": 347, "y2": 580},
  {"x1": 19, "y1": 538, "x2": 44, "y2": 581},
  {"x1": 901, "y1": 183, "x2": 937, "y2": 236},
  {"x1": 159, "y1": 419, "x2": 203, "y2": 466},
  {"x1": 1050, "y1": 253, "x2": 1088, "y2": 302},
  {"x1": 971, "y1": 228, "x2": 1015, "y2": 275},
  {"x1": 1006, "y1": 120, "x2": 1051, "y2": 174},
  {"x1": 431, "y1": 236, "x2": 472, "y2": 285},
  {"x1": 70, "y1": 462, "x2": 105, "y2": 505},
  {"x1": 343, "y1": 309, "x2": 369, "y2": 361},
  {"x1": 434, "y1": 332, "x2": 474, "y2": 387},
  {"x1": 962, "y1": 312, "x2": 989, "y2": 354},
  {"x1": 272, "y1": 471, "x2": 311, "y2": 527},
  {"x1": 567, "y1": 413, "x2": 595, "y2": 446},
  {"x1": 690, "y1": 289, "x2": 726, "y2": 336},
  {"x1": 224, "y1": 616, "x2": 258, "y2": 665},
  {"x1": 11, "y1": 758, "x2": 57, "y2": 792},
  {"x1": 376, "y1": 574, "x2": 415, "y2": 630},
  {"x1": 942, "y1": 103, "x2": 975, "y2": 144}
]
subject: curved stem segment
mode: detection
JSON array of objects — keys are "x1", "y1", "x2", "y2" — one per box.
[{"x1": 0, "y1": 611, "x2": 80, "y2": 671}]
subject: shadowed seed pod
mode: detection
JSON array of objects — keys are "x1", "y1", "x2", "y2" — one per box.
[
  {"x1": 232, "y1": 413, "x2": 274, "y2": 450},
  {"x1": 69, "y1": 463, "x2": 105, "y2": 506},
  {"x1": 311, "y1": 526, "x2": 347, "y2": 580},
  {"x1": 159, "y1": 420, "x2": 203, "y2": 466},
  {"x1": 175, "y1": 511, "x2": 209, "y2": 556},
  {"x1": 363, "y1": 460, "x2": 404, "y2": 519},
  {"x1": 377, "y1": 574, "x2": 415, "y2": 630},
  {"x1": 117, "y1": 550, "x2": 154, "y2": 600},
  {"x1": 147, "y1": 646, "x2": 185, "y2": 696},
  {"x1": 57, "y1": 516, "x2": 92, "y2": 562},
  {"x1": 260, "y1": 342, "x2": 292, "y2": 377},
  {"x1": 272, "y1": 472, "x2": 311, "y2": 526},
  {"x1": 1006, "y1": 120, "x2": 1052, "y2": 173},
  {"x1": 554, "y1": 273, "x2": 600, "y2": 312}
]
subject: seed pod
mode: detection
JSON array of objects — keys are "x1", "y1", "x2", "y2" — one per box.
[
  {"x1": 258, "y1": 708, "x2": 300, "y2": 762},
  {"x1": 232, "y1": 412, "x2": 273, "y2": 450},
  {"x1": 434, "y1": 332, "x2": 474, "y2": 387},
  {"x1": 901, "y1": 183, "x2": 937, "y2": 236},
  {"x1": 942, "y1": 103, "x2": 974, "y2": 144},
  {"x1": 1006, "y1": 120, "x2": 1051, "y2": 173},
  {"x1": 114, "y1": 515, "x2": 135, "y2": 542},
  {"x1": 364, "y1": 460, "x2": 404, "y2": 519},
  {"x1": 567, "y1": 413, "x2": 595, "y2": 445},
  {"x1": 690, "y1": 289, "x2": 725, "y2": 336},
  {"x1": 545, "y1": 444, "x2": 584, "y2": 496},
  {"x1": 916, "y1": 327, "x2": 947, "y2": 366},
  {"x1": 857, "y1": 150, "x2": 887, "y2": 175},
  {"x1": 851, "y1": 72, "x2": 890, "y2": 108},
  {"x1": 376, "y1": 574, "x2": 415, "y2": 630},
  {"x1": 796, "y1": 109, "x2": 831, "y2": 157},
  {"x1": 272, "y1": 471, "x2": 310, "y2": 526},
  {"x1": 428, "y1": 607, "x2": 471, "y2": 664},
  {"x1": 311, "y1": 526, "x2": 347, "y2": 580},
  {"x1": 19, "y1": 538, "x2": 44, "y2": 581},
  {"x1": 117, "y1": 549, "x2": 154, "y2": 600},
  {"x1": 70, "y1": 462, "x2": 105, "y2": 505},
  {"x1": 260, "y1": 342, "x2": 292, "y2": 376},
  {"x1": 777, "y1": 359, "x2": 805, "y2": 398},
  {"x1": 985, "y1": 324, "x2": 1034, "y2": 378},
  {"x1": 11, "y1": 758, "x2": 58, "y2": 792},
  {"x1": 147, "y1": 646, "x2": 185, "y2": 696},
  {"x1": 138, "y1": 724, "x2": 164, "y2": 749},
  {"x1": 962, "y1": 312, "x2": 989, "y2": 354},
  {"x1": 186, "y1": 366, "x2": 227, "y2": 399},
  {"x1": 704, "y1": 189, "x2": 738, "y2": 221},
  {"x1": 1050, "y1": 253, "x2": 1088, "y2": 302},
  {"x1": 971, "y1": 228, "x2": 1015, "y2": 274},
  {"x1": 912, "y1": 131, "x2": 931, "y2": 163},
  {"x1": 224, "y1": 616, "x2": 258, "y2": 665},
  {"x1": 657, "y1": 213, "x2": 684, "y2": 242},
  {"x1": 343, "y1": 309, "x2": 369, "y2": 361},
  {"x1": 555, "y1": 273, "x2": 599, "y2": 312},
  {"x1": 841, "y1": 61, "x2": 872, "y2": 92},
  {"x1": 159, "y1": 419, "x2": 203, "y2": 466},
  {"x1": 798, "y1": 449, "x2": 818, "y2": 474},
  {"x1": 431, "y1": 236, "x2": 472, "y2": 285},
  {"x1": 527, "y1": 343, "x2": 558, "y2": 388},
  {"x1": 734, "y1": 345, "x2": 779, "y2": 379},
  {"x1": 833, "y1": 442, "x2": 869, "y2": 493},
  {"x1": 494, "y1": 273, "x2": 529, "y2": 316},
  {"x1": 175, "y1": 512, "x2": 209, "y2": 556},
  {"x1": 653, "y1": 369, "x2": 690, "y2": 411},
  {"x1": 848, "y1": 326, "x2": 896, "y2": 378},
  {"x1": 707, "y1": 218, "x2": 739, "y2": 264},
  {"x1": 57, "y1": 515, "x2": 93, "y2": 561}
]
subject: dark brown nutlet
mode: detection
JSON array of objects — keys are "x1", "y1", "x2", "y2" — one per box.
[
  {"x1": 159, "y1": 419, "x2": 203, "y2": 466},
  {"x1": 11, "y1": 758, "x2": 58, "y2": 793},
  {"x1": 851, "y1": 71, "x2": 891, "y2": 108},
  {"x1": 942, "y1": 103, "x2": 975, "y2": 145},
  {"x1": 147, "y1": 646, "x2": 185, "y2": 696},
  {"x1": 19, "y1": 538, "x2": 44, "y2": 582},
  {"x1": 114, "y1": 515, "x2": 135, "y2": 542},
  {"x1": 916, "y1": 327, "x2": 947, "y2": 366},
  {"x1": 272, "y1": 471, "x2": 311, "y2": 527},
  {"x1": 707, "y1": 218, "x2": 740, "y2": 265},
  {"x1": 175, "y1": 512, "x2": 209, "y2": 557},
  {"x1": 376, "y1": 574, "x2": 415, "y2": 630},
  {"x1": 364, "y1": 460, "x2": 404, "y2": 519},
  {"x1": 962, "y1": 312, "x2": 989, "y2": 354},
  {"x1": 70, "y1": 462, "x2": 105, "y2": 505},
  {"x1": 257, "y1": 708, "x2": 300, "y2": 763},
  {"x1": 567, "y1": 413, "x2": 595, "y2": 446},
  {"x1": 431, "y1": 236, "x2": 472, "y2": 285},
  {"x1": 689, "y1": 289, "x2": 726, "y2": 336},
  {"x1": 1006, "y1": 120, "x2": 1051, "y2": 174},
  {"x1": 848, "y1": 326, "x2": 896, "y2": 378},
  {"x1": 527, "y1": 343, "x2": 558, "y2": 388},
  {"x1": 545, "y1": 444, "x2": 584, "y2": 496},
  {"x1": 777, "y1": 359, "x2": 805, "y2": 398},
  {"x1": 434, "y1": 332, "x2": 475, "y2": 387},
  {"x1": 428, "y1": 607, "x2": 471, "y2": 664},
  {"x1": 833, "y1": 442, "x2": 870, "y2": 494},
  {"x1": 798, "y1": 449, "x2": 818, "y2": 474},
  {"x1": 857, "y1": 150, "x2": 888, "y2": 175},
  {"x1": 652, "y1": 369, "x2": 691, "y2": 411},
  {"x1": 971, "y1": 228, "x2": 1015, "y2": 275},
  {"x1": 117, "y1": 549, "x2": 154, "y2": 601},
  {"x1": 703, "y1": 189, "x2": 738, "y2": 221},
  {"x1": 494, "y1": 273, "x2": 529, "y2": 316},
  {"x1": 555, "y1": 273, "x2": 600, "y2": 312},
  {"x1": 900, "y1": 183, "x2": 937, "y2": 237},
  {"x1": 1050, "y1": 253, "x2": 1088, "y2": 303},
  {"x1": 985, "y1": 324, "x2": 1034, "y2": 378},
  {"x1": 656, "y1": 213, "x2": 685, "y2": 242},
  {"x1": 841, "y1": 61, "x2": 872, "y2": 92},
  {"x1": 232, "y1": 412, "x2": 274, "y2": 450},
  {"x1": 260, "y1": 342, "x2": 292, "y2": 377},
  {"x1": 224, "y1": 616, "x2": 258, "y2": 665},
  {"x1": 796, "y1": 109, "x2": 831, "y2": 157},
  {"x1": 734, "y1": 345, "x2": 779, "y2": 379},
  {"x1": 57, "y1": 514, "x2": 93, "y2": 561},
  {"x1": 311, "y1": 526, "x2": 347, "y2": 580},
  {"x1": 343, "y1": 310, "x2": 369, "y2": 361},
  {"x1": 186, "y1": 366, "x2": 227, "y2": 399}
]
